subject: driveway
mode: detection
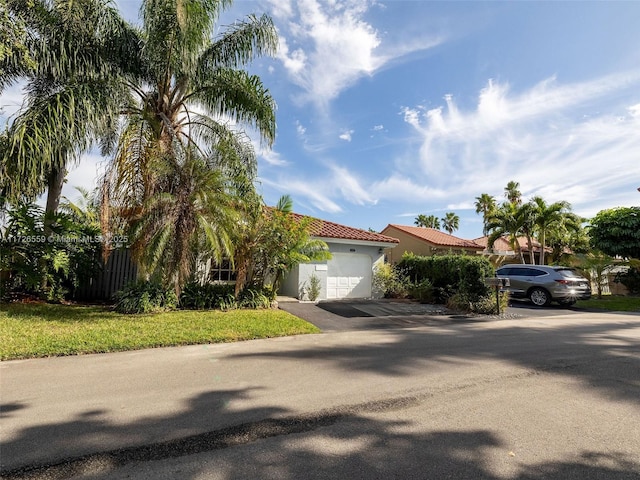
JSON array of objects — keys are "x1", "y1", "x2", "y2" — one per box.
[{"x1": 279, "y1": 298, "x2": 579, "y2": 332}]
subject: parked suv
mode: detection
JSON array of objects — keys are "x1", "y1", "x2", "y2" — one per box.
[{"x1": 495, "y1": 264, "x2": 591, "y2": 307}]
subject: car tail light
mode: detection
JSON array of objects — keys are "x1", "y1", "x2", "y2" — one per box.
[{"x1": 555, "y1": 279, "x2": 570, "y2": 285}]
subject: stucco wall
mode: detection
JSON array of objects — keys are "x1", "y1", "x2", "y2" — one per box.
[
  {"x1": 382, "y1": 228, "x2": 437, "y2": 264},
  {"x1": 281, "y1": 241, "x2": 387, "y2": 300}
]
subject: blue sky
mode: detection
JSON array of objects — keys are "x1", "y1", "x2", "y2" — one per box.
[{"x1": 2, "y1": 0, "x2": 640, "y2": 240}]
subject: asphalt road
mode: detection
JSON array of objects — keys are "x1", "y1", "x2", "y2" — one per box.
[{"x1": 1, "y1": 310, "x2": 639, "y2": 479}]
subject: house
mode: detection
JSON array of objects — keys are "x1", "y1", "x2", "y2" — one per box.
[
  {"x1": 280, "y1": 215, "x2": 399, "y2": 300},
  {"x1": 379, "y1": 224, "x2": 484, "y2": 264},
  {"x1": 473, "y1": 236, "x2": 552, "y2": 265}
]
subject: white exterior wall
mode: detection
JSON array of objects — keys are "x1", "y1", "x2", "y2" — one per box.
[{"x1": 281, "y1": 240, "x2": 390, "y2": 301}]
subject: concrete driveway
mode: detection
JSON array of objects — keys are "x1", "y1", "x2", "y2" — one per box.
[{"x1": 279, "y1": 298, "x2": 579, "y2": 332}]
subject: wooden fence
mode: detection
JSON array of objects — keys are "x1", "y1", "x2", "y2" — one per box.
[{"x1": 74, "y1": 249, "x2": 138, "y2": 301}]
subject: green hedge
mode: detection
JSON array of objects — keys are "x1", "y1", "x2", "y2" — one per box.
[{"x1": 397, "y1": 253, "x2": 495, "y2": 302}]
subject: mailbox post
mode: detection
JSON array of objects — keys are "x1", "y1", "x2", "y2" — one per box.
[{"x1": 484, "y1": 277, "x2": 510, "y2": 314}]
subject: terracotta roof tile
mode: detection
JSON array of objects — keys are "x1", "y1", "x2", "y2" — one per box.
[
  {"x1": 473, "y1": 236, "x2": 547, "y2": 253},
  {"x1": 383, "y1": 225, "x2": 484, "y2": 249},
  {"x1": 269, "y1": 209, "x2": 399, "y2": 244}
]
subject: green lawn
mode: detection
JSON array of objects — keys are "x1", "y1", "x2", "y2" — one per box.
[
  {"x1": 0, "y1": 303, "x2": 320, "y2": 360},
  {"x1": 575, "y1": 295, "x2": 640, "y2": 312}
]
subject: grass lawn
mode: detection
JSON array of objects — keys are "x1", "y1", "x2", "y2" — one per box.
[
  {"x1": 0, "y1": 303, "x2": 320, "y2": 360},
  {"x1": 575, "y1": 295, "x2": 640, "y2": 312}
]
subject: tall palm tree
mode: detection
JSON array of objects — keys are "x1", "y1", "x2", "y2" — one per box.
[
  {"x1": 441, "y1": 212, "x2": 459, "y2": 234},
  {"x1": 518, "y1": 202, "x2": 537, "y2": 264},
  {"x1": 415, "y1": 214, "x2": 441, "y2": 229},
  {"x1": 530, "y1": 196, "x2": 571, "y2": 265},
  {"x1": 474, "y1": 193, "x2": 496, "y2": 236},
  {"x1": 504, "y1": 180, "x2": 522, "y2": 206},
  {"x1": 101, "y1": 0, "x2": 278, "y2": 293},
  {"x1": 486, "y1": 202, "x2": 526, "y2": 264},
  {"x1": 0, "y1": 0, "x2": 136, "y2": 222}
]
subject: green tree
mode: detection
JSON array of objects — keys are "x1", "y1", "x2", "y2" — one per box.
[
  {"x1": 414, "y1": 214, "x2": 441, "y2": 229},
  {"x1": 235, "y1": 196, "x2": 331, "y2": 295},
  {"x1": 588, "y1": 206, "x2": 640, "y2": 259},
  {"x1": 504, "y1": 180, "x2": 522, "y2": 206},
  {"x1": 441, "y1": 212, "x2": 459, "y2": 234},
  {"x1": 546, "y1": 212, "x2": 588, "y2": 264},
  {"x1": 531, "y1": 196, "x2": 571, "y2": 265},
  {"x1": 474, "y1": 193, "x2": 496, "y2": 236},
  {"x1": 0, "y1": 0, "x2": 135, "y2": 219},
  {"x1": 486, "y1": 202, "x2": 525, "y2": 264},
  {"x1": 100, "y1": 0, "x2": 278, "y2": 294},
  {"x1": 573, "y1": 252, "x2": 617, "y2": 299}
]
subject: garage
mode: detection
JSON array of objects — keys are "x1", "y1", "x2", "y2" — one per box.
[{"x1": 326, "y1": 253, "x2": 372, "y2": 299}]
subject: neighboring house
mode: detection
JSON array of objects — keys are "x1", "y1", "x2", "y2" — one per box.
[
  {"x1": 473, "y1": 236, "x2": 552, "y2": 265},
  {"x1": 380, "y1": 224, "x2": 484, "y2": 264},
  {"x1": 280, "y1": 215, "x2": 399, "y2": 300}
]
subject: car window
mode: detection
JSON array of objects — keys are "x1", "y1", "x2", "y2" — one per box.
[
  {"x1": 497, "y1": 268, "x2": 512, "y2": 276},
  {"x1": 556, "y1": 268, "x2": 580, "y2": 278},
  {"x1": 528, "y1": 269, "x2": 548, "y2": 277}
]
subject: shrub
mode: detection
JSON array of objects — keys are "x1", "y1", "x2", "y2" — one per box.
[
  {"x1": 615, "y1": 267, "x2": 640, "y2": 295},
  {"x1": 373, "y1": 263, "x2": 411, "y2": 298},
  {"x1": 179, "y1": 282, "x2": 236, "y2": 310},
  {"x1": 447, "y1": 291, "x2": 509, "y2": 314},
  {"x1": 237, "y1": 287, "x2": 272, "y2": 309},
  {"x1": 398, "y1": 253, "x2": 494, "y2": 302},
  {"x1": 113, "y1": 281, "x2": 178, "y2": 314},
  {"x1": 304, "y1": 273, "x2": 322, "y2": 301},
  {"x1": 409, "y1": 278, "x2": 434, "y2": 303}
]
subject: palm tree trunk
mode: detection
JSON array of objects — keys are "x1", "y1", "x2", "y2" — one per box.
[
  {"x1": 40, "y1": 165, "x2": 66, "y2": 292},
  {"x1": 44, "y1": 165, "x2": 66, "y2": 234}
]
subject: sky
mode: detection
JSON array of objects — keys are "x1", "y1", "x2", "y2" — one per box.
[{"x1": 2, "y1": 0, "x2": 640, "y2": 240}]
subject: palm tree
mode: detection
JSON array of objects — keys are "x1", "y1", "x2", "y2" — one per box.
[
  {"x1": 518, "y1": 202, "x2": 537, "y2": 264},
  {"x1": 100, "y1": 0, "x2": 278, "y2": 293},
  {"x1": 415, "y1": 214, "x2": 441, "y2": 229},
  {"x1": 531, "y1": 196, "x2": 571, "y2": 265},
  {"x1": 0, "y1": 0, "x2": 136, "y2": 222},
  {"x1": 504, "y1": 181, "x2": 522, "y2": 206},
  {"x1": 486, "y1": 202, "x2": 526, "y2": 264},
  {"x1": 441, "y1": 212, "x2": 459, "y2": 234},
  {"x1": 474, "y1": 193, "x2": 496, "y2": 236}
]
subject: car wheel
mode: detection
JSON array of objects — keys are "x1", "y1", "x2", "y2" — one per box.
[{"x1": 529, "y1": 288, "x2": 551, "y2": 307}]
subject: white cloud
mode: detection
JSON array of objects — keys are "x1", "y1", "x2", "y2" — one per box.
[
  {"x1": 329, "y1": 165, "x2": 376, "y2": 205},
  {"x1": 399, "y1": 70, "x2": 640, "y2": 218},
  {"x1": 259, "y1": 148, "x2": 289, "y2": 166},
  {"x1": 271, "y1": 0, "x2": 441, "y2": 107},
  {"x1": 339, "y1": 129, "x2": 354, "y2": 141},
  {"x1": 296, "y1": 121, "x2": 306, "y2": 136},
  {"x1": 0, "y1": 83, "x2": 26, "y2": 125},
  {"x1": 372, "y1": 124, "x2": 384, "y2": 131}
]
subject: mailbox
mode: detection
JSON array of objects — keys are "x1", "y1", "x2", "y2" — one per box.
[{"x1": 484, "y1": 277, "x2": 510, "y2": 287}]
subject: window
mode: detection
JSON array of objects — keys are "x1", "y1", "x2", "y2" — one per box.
[{"x1": 208, "y1": 258, "x2": 237, "y2": 283}]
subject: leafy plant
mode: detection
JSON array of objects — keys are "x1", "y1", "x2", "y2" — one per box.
[
  {"x1": 447, "y1": 291, "x2": 509, "y2": 314},
  {"x1": 409, "y1": 278, "x2": 434, "y2": 303},
  {"x1": 305, "y1": 273, "x2": 322, "y2": 301},
  {"x1": 615, "y1": 265, "x2": 640, "y2": 295},
  {"x1": 373, "y1": 263, "x2": 411, "y2": 298},
  {"x1": 179, "y1": 282, "x2": 236, "y2": 310},
  {"x1": 237, "y1": 288, "x2": 272, "y2": 309},
  {"x1": 113, "y1": 280, "x2": 178, "y2": 314}
]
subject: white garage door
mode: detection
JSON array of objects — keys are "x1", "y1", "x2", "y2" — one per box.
[{"x1": 326, "y1": 253, "x2": 372, "y2": 299}]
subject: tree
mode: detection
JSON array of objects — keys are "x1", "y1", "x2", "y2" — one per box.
[
  {"x1": 588, "y1": 207, "x2": 640, "y2": 260},
  {"x1": 486, "y1": 202, "x2": 525, "y2": 263},
  {"x1": 504, "y1": 180, "x2": 522, "y2": 206},
  {"x1": 474, "y1": 193, "x2": 496, "y2": 236},
  {"x1": 415, "y1": 214, "x2": 440, "y2": 229},
  {"x1": 517, "y1": 202, "x2": 537, "y2": 264},
  {"x1": 234, "y1": 196, "x2": 331, "y2": 295},
  {"x1": 573, "y1": 252, "x2": 617, "y2": 299},
  {"x1": 441, "y1": 212, "x2": 459, "y2": 234},
  {"x1": 1, "y1": 0, "x2": 136, "y2": 220},
  {"x1": 100, "y1": 0, "x2": 278, "y2": 293},
  {"x1": 546, "y1": 213, "x2": 588, "y2": 264},
  {"x1": 531, "y1": 196, "x2": 571, "y2": 265}
]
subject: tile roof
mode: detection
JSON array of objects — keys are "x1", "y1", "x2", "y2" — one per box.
[
  {"x1": 276, "y1": 210, "x2": 399, "y2": 244},
  {"x1": 473, "y1": 236, "x2": 547, "y2": 253},
  {"x1": 383, "y1": 224, "x2": 484, "y2": 249}
]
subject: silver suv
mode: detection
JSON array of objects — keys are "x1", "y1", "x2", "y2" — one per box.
[{"x1": 495, "y1": 264, "x2": 591, "y2": 307}]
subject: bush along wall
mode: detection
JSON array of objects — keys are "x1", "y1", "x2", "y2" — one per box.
[{"x1": 397, "y1": 253, "x2": 495, "y2": 304}]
